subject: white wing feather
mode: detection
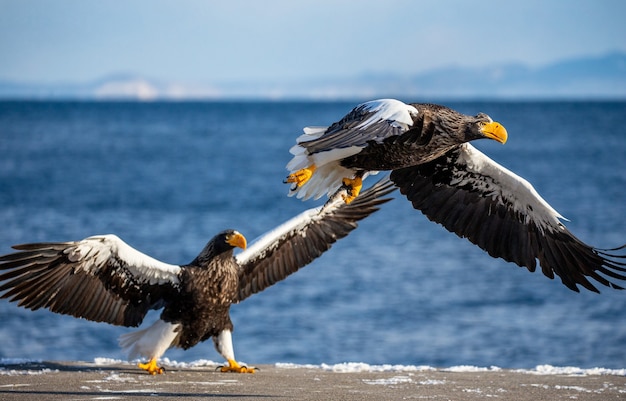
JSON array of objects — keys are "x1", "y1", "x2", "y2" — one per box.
[
  {"x1": 235, "y1": 207, "x2": 323, "y2": 267},
  {"x1": 69, "y1": 234, "x2": 181, "y2": 286},
  {"x1": 459, "y1": 144, "x2": 565, "y2": 226}
]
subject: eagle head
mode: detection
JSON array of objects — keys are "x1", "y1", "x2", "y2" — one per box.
[
  {"x1": 192, "y1": 230, "x2": 247, "y2": 266},
  {"x1": 465, "y1": 112, "x2": 508, "y2": 144}
]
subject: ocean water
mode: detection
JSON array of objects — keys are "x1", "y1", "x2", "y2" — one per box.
[{"x1": 0, "y1": 100, "x2": 624, "y2": 369}]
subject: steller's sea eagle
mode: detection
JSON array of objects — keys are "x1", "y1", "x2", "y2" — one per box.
[
  {"x1": 285, "y1": 98, "x2": 626, "y2": 293},
  {"x1": 0, "y1": 178, "x2": 395, "y2": 374}
]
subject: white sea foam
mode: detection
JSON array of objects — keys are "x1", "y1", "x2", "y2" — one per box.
[
  {"x1": 553, "y1": 385, "x2": 592, "y2": 392},
  {"x1": 419, "y1": 379, "x2": 447, "y2": 385},
  {"x1": 0, "y1": 358, "x2": 57, "y2": 375},
  {"x1": 443, "y1": 365, "x2": 502, "y2": 372},
  {"x1": 0, "y1": 368, "x2": 58, "y2": 376},
  {"x1": 363, "y1": 375, "x2": 414, "y2": 385},
  {"x1": 277, "y1": 362, "x2": 435, "y2": 373},
  {"x1": 92, "y1": 357, "x2": 222, "y2": 369},
  {"x1": 158, "y1": 358, "x2": 223, "y2": 368},
  {"x1": 2, "y1": 358, "x2": 625, "y2": 377},
  {"x1": 275, "y1": 362, "x2": 626, "y2": 376},
  {"x1": 517, "y1": 364, "x2": 626, "y2": 376},
  {"x1": 93, "y1": 357, "x2": 128, "y2": 365}
]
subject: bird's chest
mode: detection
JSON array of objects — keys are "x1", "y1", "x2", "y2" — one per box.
[{"x1": 184, "y1": 265, "x2": 238, "y2": 307}]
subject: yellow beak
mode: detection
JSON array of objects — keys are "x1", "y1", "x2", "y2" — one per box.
[
  {"x1": 227, "y1": 232, "x2": 247, "y2": 250},
  {"x1": 481, "y1": 121, "x2": 508, "y2": 144}
]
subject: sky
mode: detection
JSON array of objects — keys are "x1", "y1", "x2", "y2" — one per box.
[{"x1": 1, "y1": 0, "x2": 625, "y2": 85}]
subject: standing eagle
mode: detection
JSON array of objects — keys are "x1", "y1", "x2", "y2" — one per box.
[
  {"x1": 0, "y1": 178, "x2": 394, "y2": 374},
  {"x1": 285, "y1": 99, "x2": 626, "y2": 293}
]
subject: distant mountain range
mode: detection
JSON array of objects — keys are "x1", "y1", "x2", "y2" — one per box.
[{"x1": 1, "y1": 52, "x2": 625, "y2": 100}]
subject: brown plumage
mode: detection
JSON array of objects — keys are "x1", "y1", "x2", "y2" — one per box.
[
  {"x1": 286, "y1": 99, "x2": 506, "y2": 202},
  {"x1": 285, "y1": 98, "x2": 626, "y2": 293},
  {"x1": 0, "y1": 177, "x2": 396, "y2": 374}
]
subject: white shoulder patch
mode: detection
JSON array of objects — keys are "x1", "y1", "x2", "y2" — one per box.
[
  {"x1": 70, "y1": 234, "x2": 181, "y2": 286},
  {"x1": 358, "y1": 99, "x2": 418, "y2": 130},
  {"x1": 460, "y1": 144, "x2": 565, "y2": 224},
  {"x1": 235, "y1": 207, "x2": 322, "y2": 267}
]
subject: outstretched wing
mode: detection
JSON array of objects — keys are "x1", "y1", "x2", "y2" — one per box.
[
  {"x1": 236, "y1": 177, "x2": 396, "y2": 301},
  {"x1": 390, "y1": 143, "x2": 626, "y2": 293},
  {"x1": 0, "y1": 234, "x2": 181, "y2": 326},
  {"x1": 293, "y1": 99, "x2": 418, "y2": 156}
]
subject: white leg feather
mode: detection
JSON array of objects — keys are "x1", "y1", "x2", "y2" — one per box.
[
  {"x1": 213, "y1": 329, "x2": 235, "y2": 362},
  {"x1": 291, "y1": 162, "x2": 354, "y2": 200},
  {"x1": 118, "y1": 319, "x2": 180, "y2": 361}
]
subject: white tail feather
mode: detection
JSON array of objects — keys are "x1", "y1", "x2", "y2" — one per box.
[
  {"x1": 119, "y1": 319, "x2": 180, "y2": 360},
  {"x1": 299, "y1": 126, "x2": 327, "y2": 141},
  {"x1": 288, "y1": 162, "x2": 350, "y2": 200}
]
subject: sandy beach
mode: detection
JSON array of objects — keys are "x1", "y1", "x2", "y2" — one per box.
[{"x1": 1, "y1": 360, "x2": 625, "y2": 400}]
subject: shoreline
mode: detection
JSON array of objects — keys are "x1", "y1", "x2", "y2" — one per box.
[{"x1": 1, "y1": 360, "x2": 625, "y2": 400}]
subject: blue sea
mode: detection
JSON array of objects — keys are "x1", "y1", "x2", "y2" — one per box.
[{"x1": 0, "y1": 100, "x2": 624, "y2": 370}]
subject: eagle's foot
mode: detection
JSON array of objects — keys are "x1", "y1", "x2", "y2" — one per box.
[
  {"x1": 219, "y1": 359, "x2": 255, "y2": 374},
  {"x1": 138, "y1": 358, "x2": 165, "y2": 375},
  {"x1": 285, "y1": 164, "x2": 316, "y2": 188},
  {"x1": 341, "y1": 176, "x2": 363, "y2": 204}
]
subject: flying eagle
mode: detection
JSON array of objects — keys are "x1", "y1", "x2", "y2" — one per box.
[
  {"x1": 285, "y1": 99, "x2": 626, "y2": 293},
  {"x1": 0, "y1": 178, "x2": 395, "y2": 374},
  {"x1": 285, "y1": 98, "x2": 507, "y2": 203}
]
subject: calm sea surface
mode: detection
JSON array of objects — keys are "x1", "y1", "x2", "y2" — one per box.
[{"x1": 0, "y1": 100, "x2": 624, "y2": 369}]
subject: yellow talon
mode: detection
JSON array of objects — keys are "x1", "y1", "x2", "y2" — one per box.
[
  {"x1": 341, "y1": 176, "x2": 363, "y2": 204},
  {"x1": 285, "y1": 164, "x2": 316, "y2": 187},
  {"x1": 138, "y1": 358, "x2": 165, "y2": 375},
  {"x1": 220, "y1": 359, "x2": 255, "y2": 374}
]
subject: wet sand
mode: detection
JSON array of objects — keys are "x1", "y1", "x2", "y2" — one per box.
[{"x1": 1, "y1": 361, "x2": 625, "y2": 400}]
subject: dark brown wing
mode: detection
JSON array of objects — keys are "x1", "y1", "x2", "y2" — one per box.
[
  {"x1": 0, "y1": 234, "x2": 181, "y2": 326},
  {"x1": 390, "y1": 143, "x2": 626, "y2": 293},
  {"x1": 296, "y1": 99, "x2": 418, "y2": 155},
  {"x1": 235, "y1": 177, "x2": 396, "y2": 301}
]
